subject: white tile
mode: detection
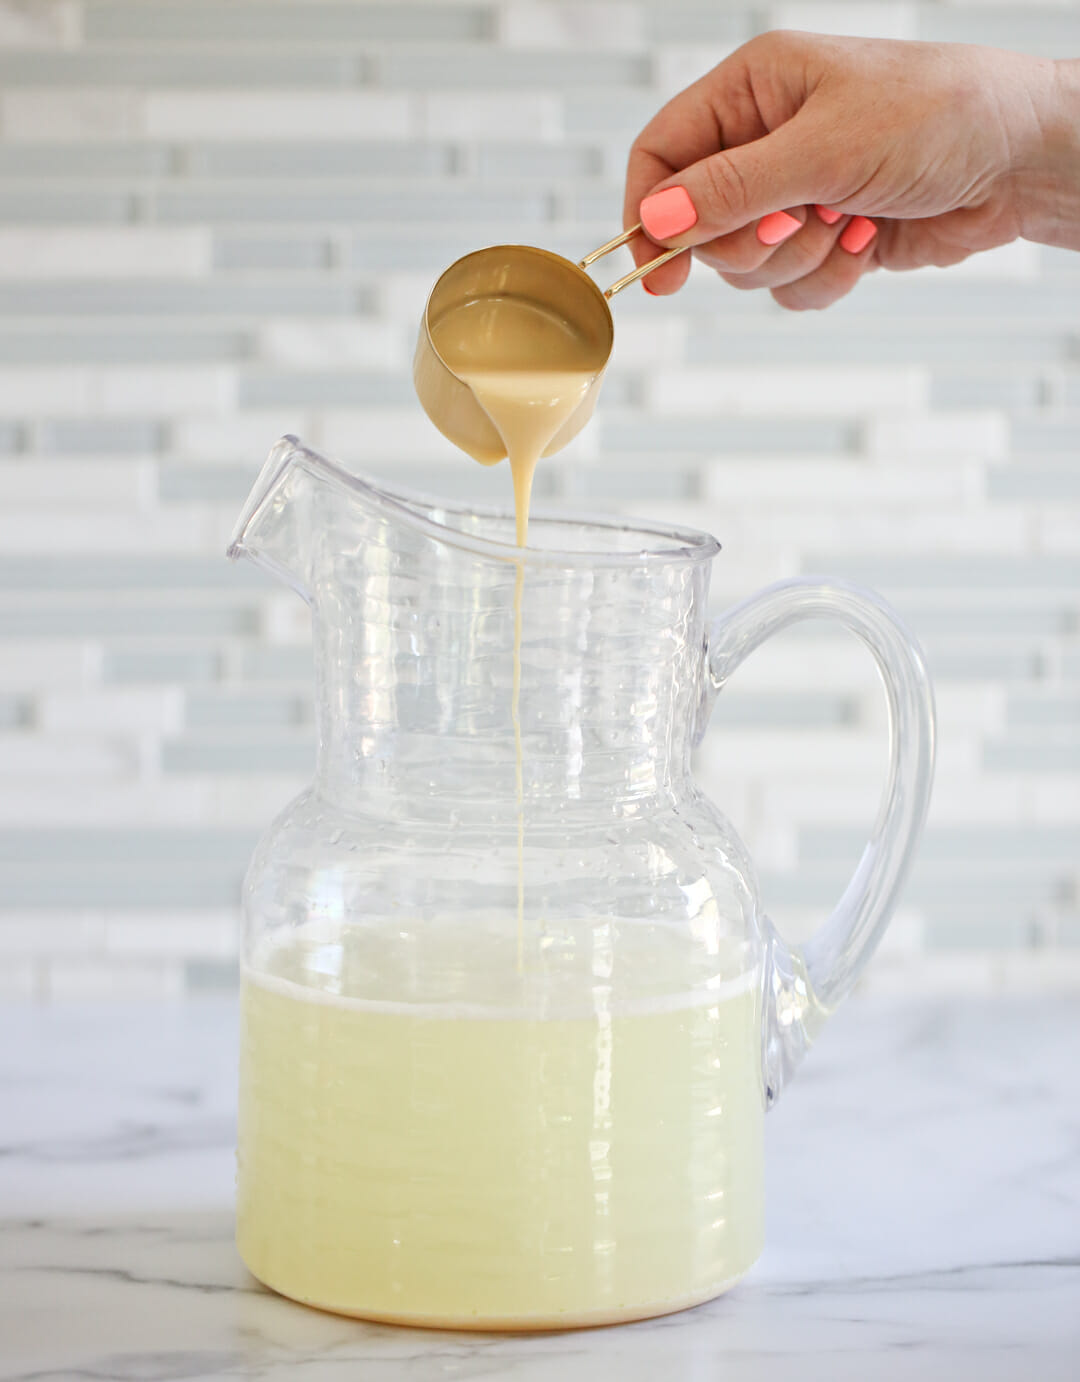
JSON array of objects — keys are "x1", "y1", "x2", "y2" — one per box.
[
  {"x1": 145, "y1": 91, "x2": 412, "y2": 140},
  {"x1": 0, "y1": 910, "x2": 106, "y2": 956},
  {"x1": 0, "y1": 780, "x2": 214, "y2": 827},
  {"x1": 0, "y1": 957, "x2": 38, "y2": 1000},
  {"x1": 653, "y1": 43, "x2": 739, "y2": 104},
  {"x1": 866, "y1": 413, "x2": 1010, "y2": 460},
  {"x1": 99, "y1": 367, "x2": 236, "y2": 416},
  {"x1": 0, "y1": 641, "x2": 96, "y2": 692},
  {"x1": 499, "y1": 1, "x2": 646, "y2": 49},
  {"x1": 0, "y1": 229, "x2": 212, "y2": 280},
  {"x1": 650, "y1": 366, "x2": 929, "y2": 416},
  {"x1": 768, "y1": 3, "x2": 918, "y2": 40},
  {"x1": 104, "y1": 910, "x2": 239, "y2": 958},
  {"x1": 38, "y1": 688, "x2": 185, "y2": 735},
  {"x1": 1, "y1": 89, "x2": 141, "y2": 140},
  {"x1": 174, "y1": 412, "x2": 306, "y2": 460},
  {"x1": 1, "y1": 458, "x2": 146, "y2": 508},
  {"x1": 46, "y1": 957, "x2": 185, "y2": 1001},
  {"x1": 0, "y1": 510, "x2": 214, "y2": 554},
  {"x1": 0, "y1": 735, "x2": 138, "y2": 779},
  {"x1": 256, "y1": 320, "x2": 408, "y2": 370},
  {"x1": 910, "y1": 240, "x2": 1041, "y2": 280},
  {"x1": 0, "y1": 368, "x2": 95, "y2": 413},
  {"x1": 699, "y1": 458, "x2": 971, "y2": 505},
  {"x1": 420, "y1": 92, "x2": 562, "y2": 140},
  {"x1": 0, "y1": 0, "x2": 81, "y2": 46}
]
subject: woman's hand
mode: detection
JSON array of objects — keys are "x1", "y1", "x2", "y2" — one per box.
[{"x1": 624, "y1": 32, "x2": 1080, "y2": 308}]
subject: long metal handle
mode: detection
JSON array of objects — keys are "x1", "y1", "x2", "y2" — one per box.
[{"x1": 579, "y1": 223, "x2": 686, "y2": 298}]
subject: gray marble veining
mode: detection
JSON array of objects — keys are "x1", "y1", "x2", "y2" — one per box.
[{"x1": 1, "y1": 997, "x2": 1078, "y2": 1381}]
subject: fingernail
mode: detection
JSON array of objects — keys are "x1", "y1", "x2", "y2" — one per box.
[
  {"x1": 642, "y1": 279, "x2": 658, "y2": 296},
  {"x1": 840, "y1": 215, "x2": 877, "y2": 253},
  {"x1": 756, "y1": 210, "x2": 802, "y2": 246},
  {"x1": 640, "y1": 186, "x2": 697, "y2": 240},
  {"x1": 815, "y1": 205, "x2": 843, "y2": 225}
]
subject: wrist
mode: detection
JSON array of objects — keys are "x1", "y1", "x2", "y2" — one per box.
[{"x1": 1013, "y1": 57, "x2": 1080, "y2": 249}]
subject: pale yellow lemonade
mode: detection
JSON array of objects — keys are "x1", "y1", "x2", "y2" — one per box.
[{"x1": 236, "y1": 931, "x2": 764, "y2": 1328}]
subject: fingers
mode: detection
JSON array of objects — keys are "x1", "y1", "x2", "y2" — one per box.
[
  {"x1": 709, "y1": 206, "x2": 853, "y2": 290},
  {"x1": 770, "y1": 217, "x2": 879, "y2": 311}
]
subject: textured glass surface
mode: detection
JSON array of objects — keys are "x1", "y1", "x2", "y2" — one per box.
[{"x1": 228, "y1": 435, "x2": 935, "y2": 1328}]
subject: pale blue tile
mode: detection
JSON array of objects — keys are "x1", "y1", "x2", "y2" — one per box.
[
  {"x1": 803, "y1": 825, "x2": 1080, "y2": 866},
  {"x1": 379, "y1": 48, "x2": 649, "y2": 88},
  {"x1": 103, "y1": 648, "x2": 222, "y2": 684},
  {"x1": 563, "y1": 90, "x2": 662, "y2": 136},
  {"x1": 646, "y1": 7, "x2": 754, "y2": 41},
  {"x1": 35, "y1": 419, "x2": 165, "y2": 455},
  {"x1": 185, "y1": 691, "x2": 310, "y2": 729},
  {"x1": 689, "y1": 322, "x2": 1067, "y2": 366},
  {"x1": 0, "y1": 280, "x2": 361, "y2": 317},
  {"x1": 0, "y1": 329, "x2": 252, "y2": 365},
  {"x1": 241, "y1": 647, "x2": 312, "y2": 681},
  {"x1": 602, "y1": 417, "x2": 856, "y2": 454},
  {"x1": 833, "y1": 278, "x2": 1078, "y2": 321},
  {"x1": 930, "y1": 370, "x2": 1042, "y2": 409},
  {"x1": 0, "y1": 555, "x2": 263, "y2": 590},
  {"x1": 0, "y1": 862, "x2": 243, "y2": 908},
  {"x1": 1058, "y1": 915, "x2": 1080, "y2": 947},
  {"x1": 800, "y1": 554, "x2": 1080, "y2": 588},
  {"x1": 0, "y1": 606, "x2": 258, "y2": 638},
  {"x1": 0, "y1": 695, "x2": 30, "y2": 730},
  {"x1": 918, "y1": 8, "x2": 1080, "y2": 59},
  {"x1": 1009, "y1": 417, "x2": 1080, "y2": 453},
  {"x1": 238, "y1": 371, "x2": 413, "y2": 408},
  {"x1": 0, "y1": 144, "x2": 172, "y2": 177},
  {"x1": 924, "y1": 915, "x2": 1040, "y2": 951},
  {"x1": 194, "y1": 142, "x2": 453, "y2": 179},
  {"x1": 922, "y1": 648, "x2": 1043, "y2": 683},
  {"x1": 185, "y1": 959, "x2": 239, "y2": 993},
  {"x1": 158, "y1": 465, "x2": 253, "y2": 504},
  {"x1": 0, "y1": 188, "x2": 133, "y2": 224},
  {"x1": 153, "y1": 185, "x2": 551, "y2": 225},
  {"x1": 474, "y1": 144, "x2": 603, "y2": 179},
  {"x1": 985, "y1": 739, "x2": 1080, "y2": 773},
  {"x1": 0, "y1": 827, "x2": 256, "y2": 864},
  {"x1": 0, "y1": 50, "x2": 355, "y2": 87},
  {"x1": 988, "y1": 463, "x2": 1080, "y2": 501},
  {"x1": 558, "y1": 458, "x2": 698, "y2": 502},
  {"x1": 162, "y1": 734, "x2": 315, "y2": 775},
  {"x1": 713, "y1": 692, "x2": 855, "y2": 728},
  {"x1": 911, "y1": 607, "x2": 1071, "y2": 637},
  {"x1": 213, "y1": 237, "x2": 332, "y2": 272},
  {"x1": 1007, "y1": 694, "x2": 1080, "y2": 730},
  {"x1": 87, "y1": 2, "x2": 493, "y2": 42}
]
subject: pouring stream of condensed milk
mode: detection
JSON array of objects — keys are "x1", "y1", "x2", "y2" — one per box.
[{"x1": 416, "y1": 229, "x2": 686, "y2": 965}]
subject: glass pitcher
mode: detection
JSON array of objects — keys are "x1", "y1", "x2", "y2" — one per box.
[{"x1": 228, "y1": 435, "x2": 935, "y2": 1331}]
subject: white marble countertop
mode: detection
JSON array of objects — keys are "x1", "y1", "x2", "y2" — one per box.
[{"x1": 2, "y1": 995, "x2": 1078, "y2": 1381}]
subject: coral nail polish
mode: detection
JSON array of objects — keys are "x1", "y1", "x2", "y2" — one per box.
[
  {"x1": 815, "y1": 205, "x2": 843, "y2": 225},
  {"x1": 639, "y1": 186, "x2": 697, "y2": 240},
  {"x1": 840, "y1": 216, "x2": 877, "y2": 253},
  {"x1": 756, "y1": 210, "x2": 802, "y2": 246}
]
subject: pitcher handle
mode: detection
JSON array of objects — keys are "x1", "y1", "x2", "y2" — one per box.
[{"x1": 699, "y1": 578, "x2": 936, "y2": 1106}]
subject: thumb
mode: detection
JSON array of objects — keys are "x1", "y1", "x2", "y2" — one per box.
[{"x1": 639, "y1": 115, "x2": 831, "y2": 246}]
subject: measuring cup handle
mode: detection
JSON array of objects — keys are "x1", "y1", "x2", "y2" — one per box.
[
  {"x1": 697, "y1": 577, "x2": 936, "y2": 1107},
  {"x1": 579, "y1": 224, "x2": 686, "y2": 298}
]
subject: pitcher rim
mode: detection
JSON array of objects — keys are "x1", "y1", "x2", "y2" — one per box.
[{"x1": 232, "y1": 436, "x2": 721, "y2": 570}]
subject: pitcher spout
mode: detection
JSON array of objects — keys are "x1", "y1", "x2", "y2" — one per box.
[{"x1": 227, "y1": 435, "x2": 321, "y2": 602}]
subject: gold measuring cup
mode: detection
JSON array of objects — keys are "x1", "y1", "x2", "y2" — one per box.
[{"x1": 413, "y1": 226, "x2": 684, "y2": 464}]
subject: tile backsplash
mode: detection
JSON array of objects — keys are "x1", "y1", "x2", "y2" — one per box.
[{"x1": 2, "y1": 0, "x2": 1078, "y2": 999}]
